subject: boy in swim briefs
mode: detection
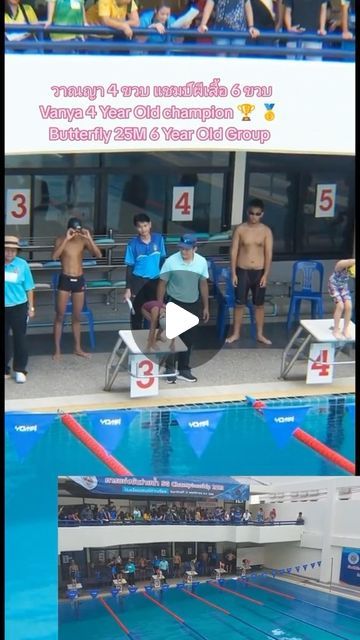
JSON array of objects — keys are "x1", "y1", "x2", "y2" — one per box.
[{"x1": 328, "y1": 258, "x2": 355, "y2": 340}]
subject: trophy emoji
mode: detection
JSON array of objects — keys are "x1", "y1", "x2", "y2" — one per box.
[{"x1": 237, "y1": 103, "x2": 255, "y2": 121}]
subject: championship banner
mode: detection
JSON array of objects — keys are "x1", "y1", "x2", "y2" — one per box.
[
  {"x1": 172, "y1": 409, "x2": 223, "y2": 457},
  {"x1": 90, "y1": 410, "x2": 138, "y2": 452},
  {"x1": 261, "y1": 406, "x2": 310, "y2": 448},
  {"x1": 5, "y1": 413, "x2": 53, "y2": 461},
  {"x1": 4, "y1": 56, "x2": 355, "y2": 155},
  {"x1": 65, "y1": 475, "x2": 250, "y2": 500},
  {"x1": 340, "y1": 548, "x2": 360, "y2": 586}
]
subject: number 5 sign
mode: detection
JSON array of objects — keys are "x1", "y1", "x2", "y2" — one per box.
[
  {"x1": 306, "y1": 342, "x2": 335, "y2": 384},
  {"x1": 6, "y1": 189, "x2": 31, "y2": 226},
  {"x1": 130, "y1": 355, "x2": 159, "y2": 398},
  {"x1": 172, "y1": 186, "x2": 194, "y2": 222},
  {"x1": 315, "y1": 184, "x2": 336, "y2": 218}
]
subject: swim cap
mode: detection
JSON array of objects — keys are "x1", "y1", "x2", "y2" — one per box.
[
  {"x1": 348, "y1": 265, "x2": 355, "y2": 278},
  {"x1": 67, "y1": 217, "x2": 82, "y2": 230}
]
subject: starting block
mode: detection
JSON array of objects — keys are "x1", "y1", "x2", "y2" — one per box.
[
  {"x1": 280, "y1": 319, "x2": 355, "y2": 382},
  {"x1": 67, "y1": 582, "x2": 82, "y2": 590},
  {"x1": 104, "y1": 330, "x2": 187, "y2": 398},
  {"x1": 185, "y1": 570, "x2": 198, "y2": 584}
]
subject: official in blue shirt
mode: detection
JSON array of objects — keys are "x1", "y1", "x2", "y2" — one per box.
[
  {"x1": 4, "y1": 236, "x2": 35, "y2": 383},
  {"x1": 125, "y1": 560, "x2": 136, "y2": 585},
  {"x1": 124, "y1": 213, "x2": 166, "y2": 329}
]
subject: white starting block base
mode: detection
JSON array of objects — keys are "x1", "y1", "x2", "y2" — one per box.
[
  {"x1": 185, "y1": 570, "x2": 198, "y2": 584},
  {"x1": 104, "y1": 330, "x2": 187, "y2": 398},
  {"x1": 67, "y1": 583, "x2": 82, "y2": 590},
  {"x1": 280, "y1": 319, "x2": 355, "y2": 381}
]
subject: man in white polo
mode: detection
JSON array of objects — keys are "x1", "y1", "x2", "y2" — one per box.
[{"x1": 157, "y1": 234, "x2": 209, "y2": 383}]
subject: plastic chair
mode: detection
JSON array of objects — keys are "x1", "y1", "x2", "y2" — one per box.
[
  {"x1": 286, "y1": 261, "x2": 324, "y2": 331},
  {"x1": 212, "y1": 264, "x2": 256, "y2": 342},
  {"x1": 52, "y1": 274, "x2": 96, "y2": 349}
]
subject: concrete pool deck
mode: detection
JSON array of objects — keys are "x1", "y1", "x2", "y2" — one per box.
[{"x1": 5, "y1": 324, "x2": 355, "y2": 412}]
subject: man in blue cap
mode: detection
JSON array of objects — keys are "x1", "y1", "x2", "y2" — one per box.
[{"x1": 157, "y1": 234, "x2": 209, "y2": 383}]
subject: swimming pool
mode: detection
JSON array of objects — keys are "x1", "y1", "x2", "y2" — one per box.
[
  {"x1": 58, "y1": 576, "x2": 360, "y2": 640},
  {"x1": 5, "y1": 394, "x2": 355, "y2": 476}
]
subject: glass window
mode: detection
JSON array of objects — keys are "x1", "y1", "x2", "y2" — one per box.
[
  {"x1": 32, "y1": 174, "x2": 97, "y2": 238},
  {"x1": 166, "y1": 173, "x2": 225, "y2": 236},
  {"x1": 106, "y1": 173, "x2": 166, "y2": 235},
  {"x1": 247, "y1": 172, "x2": 295, "y2": 254},
  {"x1": 5, "y1": 154, "x2": 99, "y2": 168},
  {"x1": 296, "y1": 174, "x2": 352, "y2": 255},
  {"x1": 103, "y1": 151, "x2": 231, "y2": 168}
]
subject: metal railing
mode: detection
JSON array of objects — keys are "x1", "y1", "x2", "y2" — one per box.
[
  {"x1": 59, "y1": 518, "x2": 301, "y2": 527},
  {"x1": 5, "y1": 24, "x2": 355, "y2": 60}
]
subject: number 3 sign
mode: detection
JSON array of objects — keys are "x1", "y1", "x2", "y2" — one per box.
[
  {"x1": 6, "y1": 189, "x2": 31, "y2": 226},
  {"x1": 172, "y1": 186, "x2": 194, "y2": 222},
  {"x1": 306, "y1": 342, "x2": 335, "y2": 384},
  {"x1": 130, "y1": 355, "x2": 159, "y2": 398}
]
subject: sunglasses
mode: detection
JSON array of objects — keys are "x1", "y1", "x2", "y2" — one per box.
[{"x1": 248, "y1": 210, "x2": 262, "y2": 216}]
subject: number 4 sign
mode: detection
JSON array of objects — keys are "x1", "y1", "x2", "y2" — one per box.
[
  {"x1": 172, "y1": 186, "x2": 194, "y2": 222},
  {"x1": 306, "y1": 342, "x2": 335, "y2": 384},
  {"x1": 315, "y1": 184, "x2": 336, "y2": 218}
]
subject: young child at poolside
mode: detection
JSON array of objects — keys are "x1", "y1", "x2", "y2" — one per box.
[
  {"x1": 328, "y1": 258, "x2": 355, "y2": 340},
  {"x1": 141, "y1": 300, "x2": 175, "y2": 352}
]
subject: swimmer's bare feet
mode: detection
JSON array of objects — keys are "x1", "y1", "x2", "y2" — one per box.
[
  {"x1": 52, "y1": 352, "x2": 61, "y2": 361},
  {"x1": 73, "y1": 349, "x2": 91, "y2": 358},
  {"x1": 332, "y1": 330, "x2": 344, "y2": 340},
  {"x1": 343, "y1": 327, "x2": 352, "y2": 339},
  {"x1": 225, "y1": 334, "x2": 240, "y2": 344},
  {"x1": 257, "y1": 335, "x2": 272, "y2": 345}
]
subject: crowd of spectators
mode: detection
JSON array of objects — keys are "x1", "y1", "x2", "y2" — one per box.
[
  {"x1": 59, "y1": 502, "x2": 302, "y2": 525},
  {"x1": 5, "y1": 0, "x2": 355, "y2": 55}
]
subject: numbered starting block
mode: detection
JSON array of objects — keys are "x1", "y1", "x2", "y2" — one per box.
[
  {"x1": 280, "y1": 319, "x2": 355, "y2": 382},
  {"x1": 215, "y1": 568, "x2": 227, "y2": 580},
  {"x1": 113, "y1": 578, "x2": 127, "y2": 592},
  {"x1": 104, "y1": 330, "x2": 187, "y2": 398},
  {"x1": 185, "y1": 571, "x2": 198, "y2": 585},
  {"x1": 67, "y1": 582, "x2": 83, "y2": 590}
]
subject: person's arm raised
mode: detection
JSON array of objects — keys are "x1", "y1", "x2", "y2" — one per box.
[{"x1": 52, "y1": 230, "x2": 74, "y2": 260}]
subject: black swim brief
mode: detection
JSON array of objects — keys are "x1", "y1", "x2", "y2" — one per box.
[
  {"x1": 235, "y1": 267, "x2": 265, "y2": 306},
  {"x1": 58, "y1": 273, "x2": 85, "y2": 294}
]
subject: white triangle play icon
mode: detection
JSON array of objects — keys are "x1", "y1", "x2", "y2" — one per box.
[{"x1": 165, "y1": 302, "x2": 199, "y2": 339}]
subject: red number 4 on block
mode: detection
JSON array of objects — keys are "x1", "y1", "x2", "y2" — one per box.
[{"x1": 311, "y1": 350, "x2": 330, "y2": 376}]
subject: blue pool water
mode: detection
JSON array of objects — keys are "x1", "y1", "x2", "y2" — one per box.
[
  {"x1": 58, "y1": 577, "x2": 360, "y2": 640},
  {"x1": 4, "y1": 393, "x2": 355, "y2": 640},
  {"x1": 7, "y1": 394, "x2": 353, "y2": 476}
]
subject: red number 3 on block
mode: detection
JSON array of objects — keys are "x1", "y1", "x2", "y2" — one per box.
[{"x1": 136, "y1": 359, "x2": 154, "y2": 388}]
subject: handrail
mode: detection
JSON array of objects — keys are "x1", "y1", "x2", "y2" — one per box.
[
  {"x1": 5, "y1": 24, "x2": 355, "y2": 60},
  {"x1": 58, "y1": 518, "x2": 301, "y2": 527}
]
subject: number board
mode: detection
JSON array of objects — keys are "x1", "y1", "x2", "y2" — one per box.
[
  {"x1": 315, "y1": 184, "x2": 336, "y2": 218},
  {"x1": 6, "y1": 188, "x2": 31, "y2": 225},
  {"x1": 306, "y1": 342, "x2": 335, "y2": 384},
  {"x1": 172, "y1": 186, "x2": 194, "y2": 222},
  {"x1": 130, "y1": 354, "x2": 159, "y2": 398}
]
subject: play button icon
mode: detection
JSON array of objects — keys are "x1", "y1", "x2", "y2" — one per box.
[{"x1": 165, "y1": 302, "x2": 199, "y2": 339}]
